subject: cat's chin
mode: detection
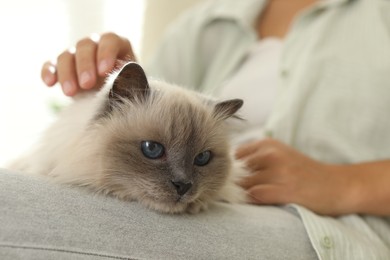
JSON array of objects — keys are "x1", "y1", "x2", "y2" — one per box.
[
  {"x1": 139, "y1": 196, "x2": 207, "y2": 214},
  {"x1": 95, "y1": 181, "x2": 206, "y2": 214},
  {"x1": 147, "y1": 201, "x2": 188, "y2": 214}
]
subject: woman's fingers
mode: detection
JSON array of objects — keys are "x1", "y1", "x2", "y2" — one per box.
[
  {"x1": 243, "y1": 152, "x2": 270, "y2": 171},
  {"x1": 41, "y1": 61, "x2": 58, "y2": 87},
  {"x1": 97, "y1": 33, "x2": 134, "y2": 76},
  {"x1": 235, "y1": 140, "x2": 262, "y2": 159},
  {"x1": 75, "y1": 37, "x2": 99, "y2": 89},
  {"x1": 247, "y1": 185, "x2": 287, "y2": 205},
  {"x1": 240, "y1": 170, "x2": 272, "y2": 189},
  {"x1": 56, "y1": 49, "x2": 78, "y2": 96},
  {"x1": 40, "y1": 32, "x2": 135, "y2": 96}
]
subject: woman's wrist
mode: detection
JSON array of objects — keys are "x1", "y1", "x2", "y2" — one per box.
[
  {"x1": 324, "y1": 164, "x2": 363, "y2": 216},
  {"x1": 327, "y1": 162, "x2": 390, "y2": 216}
]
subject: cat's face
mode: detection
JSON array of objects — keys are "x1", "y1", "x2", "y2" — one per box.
[{"x1": 92, "y1": 63, "x2": 242, "y2": 213}]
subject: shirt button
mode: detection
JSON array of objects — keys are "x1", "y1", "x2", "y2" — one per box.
[
  {"x1": 280, "y1": 68, "x2": 289, "y2": 78},
  {"x1": 265, "y1": 130, "x2": 273, "y2": 138},
  {"x1": 321, "y1": 236, "x2": 333, "y2": 249}
]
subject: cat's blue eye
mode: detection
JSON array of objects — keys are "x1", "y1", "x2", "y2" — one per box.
[
  {"x1": 141, "y1": 141, "x2": 165, "y2": 159},
  {"x1": 194, "y1": 150, "x2": 212, "y2": 166}
]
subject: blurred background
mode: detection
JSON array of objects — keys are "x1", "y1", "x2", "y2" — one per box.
[{"x1": 0, "y1": 0, "x2": 205, "y2": 166}]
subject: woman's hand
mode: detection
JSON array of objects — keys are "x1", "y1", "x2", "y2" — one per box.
[
  {"x1": 41, "y1": 32, "x2": 135, "y2": 96},
  {"x1": 235, "y1": 138, "x2": 357, "y2": 216}
]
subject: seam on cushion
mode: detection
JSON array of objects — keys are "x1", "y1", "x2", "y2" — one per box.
[{"x1": 0, "y1": 244, "x2": 137, "y2": 260}]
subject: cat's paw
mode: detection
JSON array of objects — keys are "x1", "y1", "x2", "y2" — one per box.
[{"x1": 185, "y1": 200, "x2": 209, "y2": 214}]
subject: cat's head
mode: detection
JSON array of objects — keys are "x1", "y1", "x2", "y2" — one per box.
[{"x1": 93, "y1": 62, "x2": 243, "y2": 213}]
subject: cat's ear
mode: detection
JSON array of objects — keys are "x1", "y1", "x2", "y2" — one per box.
[
  {"x1": 109, "y1": 62, "x2": 149, "y2": 104},
  {"x1": 213, "y1": 99, "x2": 243, "y2": 120}
]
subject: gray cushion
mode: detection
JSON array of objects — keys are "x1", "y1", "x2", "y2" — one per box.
[{"x1": 0, "y1": 169, "x2": 317, "y2": 259}]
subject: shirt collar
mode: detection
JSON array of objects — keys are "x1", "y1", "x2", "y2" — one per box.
[
  {"x1": 315, "y1": 0, "x2": 354, "y2": 9},
  {"x1": 206, "y1": 0, "x2": 354, "y2": 27},
  {"x1": 207, "y1": 0, "x2": 267, "y2": 30}
]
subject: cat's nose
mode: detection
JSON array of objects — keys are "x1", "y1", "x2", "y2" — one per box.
[{"x1": 171, "y1": 181, "x2": 192, "y2": 196}]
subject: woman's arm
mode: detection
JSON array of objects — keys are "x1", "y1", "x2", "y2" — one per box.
[{"x1": 236, "y1": 138, "x2": 390, "y2": 216}]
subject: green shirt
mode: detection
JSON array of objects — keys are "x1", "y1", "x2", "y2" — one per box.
[{"x1": 146, "y1": 0, "x2": 390, "y2": 259}]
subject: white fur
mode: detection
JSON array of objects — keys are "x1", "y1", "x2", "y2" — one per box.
[{"x1": 8, "y1": 69, "x2": 248, "y2": 213}]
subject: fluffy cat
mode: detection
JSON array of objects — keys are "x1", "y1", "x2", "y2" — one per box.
[{"x1": 9, "y1": 62, "x2": 247, "y2": 214}]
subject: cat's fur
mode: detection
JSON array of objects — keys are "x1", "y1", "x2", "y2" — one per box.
[{"x1": 9, "y1": 62, "x2": 247, "y2": 214}]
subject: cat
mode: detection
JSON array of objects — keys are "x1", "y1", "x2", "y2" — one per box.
[{"x1": 8, "y1": 62, "x2": 247, "y2": 214}]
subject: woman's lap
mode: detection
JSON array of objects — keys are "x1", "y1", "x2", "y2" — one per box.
[{"x1": 0, "y1": 169, "x2": 317, "y2": 260}]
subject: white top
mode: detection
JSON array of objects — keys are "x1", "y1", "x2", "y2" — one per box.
[{"x1": 215, "y1": 38, "x2": 283, "y2": 145}]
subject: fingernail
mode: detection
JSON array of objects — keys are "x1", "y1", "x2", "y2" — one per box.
[
  {"x1": 98, "y1": 60, "x2": 110, "y2": 75},
  {"x1": 63, "y1": 81, "x2": 74, "y2": 96},
  {"x1": 80, "y1": 71, "x2": 92, "y2": 88},
  {"x1": 44, "y1": 75, "x2": 54, "y2": 86},
  {"x1": 48, "y1": 64, "x2": 56, "y2": 74}
]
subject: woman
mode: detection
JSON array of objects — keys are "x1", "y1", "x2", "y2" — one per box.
[{"x1": 38, "y1": 0, "x2": 390, "y2": 258}]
